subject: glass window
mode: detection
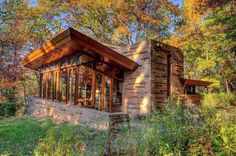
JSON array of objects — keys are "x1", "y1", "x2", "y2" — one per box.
[
  {"x1": 68, "y1": 68, "x2": 75, "y2": 103},
  {"x1": 77, "y1": 66, "x2": 93, "y2": 106},
  {"x1": 104, "y1": 77, "x2": 111, "y2": 112},
  {"x1": 61, "y1": 69, "x2": 67, "y2": 102},
  {"x1": 54, "y1": 71, "x2": 59, "y2": 101},
  {"x1": 42, "y1": 73, "x2": 48, "y2": 98},
  {"x1": 49, "y1": 72, "x2": 54, "y2": 99},
  {"x1": 113, "y1": 80, "x2": 122, "y2": 112},
  {"x1": 95, "y1": 73, "x2": 102, "y2": 110},
  {"x1": 48, "y1": 72, "x2": 54, "y2": 99},
  {"x1": 40, "y1": 74, "x2": 44, "y2": 98},
  {"x1": 185, "y1": 85, "x2": 196, "y2": 94}
]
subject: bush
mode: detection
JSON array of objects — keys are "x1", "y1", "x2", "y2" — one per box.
[
  {"x1": 0, "y1": 102, "x2": 18, "y2": 117},
  {"x1": 201, "y1": 92, "x2": 236, "y2": 108},
  {"x1": 112, "y1": 104, "x2": 194, "y2": 155},
  {"x1": 35, "y1": 123, "x2": 108, "y2": 155},
  {"x1": 112, "y1": 93, "x2": 236, "y2": 155},
  {"x1": 0, "y1": 117, "x2": 108, "y2": 155}
]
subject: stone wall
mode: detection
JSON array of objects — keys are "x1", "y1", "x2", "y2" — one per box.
[
  {"x1": 27, "y1": 96, "x2": 129, "y2": 130},
  {"x1": 110, "y1": 40, "x2": 184, "y2": 115},
  {"x1": 151, "y1": 41, "x2": 184, "y2": 108},
  {"x1": 110, "y1": 40, "x2": 152, "y2": 116}
]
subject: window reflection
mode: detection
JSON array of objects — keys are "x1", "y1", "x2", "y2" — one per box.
[
  {"x1": 54, "y1": 71, "x2": 59, "y2": 101},
  {"x1": 68, "y1": 68, "x2": 75, "y2": 103},
  {"x1": 49, "y1": 72, "x2": 54, "y2": 99},
  {"x1": 78, "y1": 66, "x2": 92, "y2": 106},
  {"x1": 95, "y1": 73, "x2": 103, "y2": 110},
  {"x1": 41, "y1": 74, "x2": 44, "y2": 98},
  {"x1": 104, "y1": 77, "x2": 111, "y2": 112},
  {"x1": 61, "y1": 69, "x2": 67, "y2": 102},
  {"x1": 40, "y1": 64, "x2": 124, "y2": 112}
]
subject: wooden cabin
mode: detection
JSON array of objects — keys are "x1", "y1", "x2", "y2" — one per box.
[{"x1": 21, "y1": 28, "x2": 211, "y2": 126}]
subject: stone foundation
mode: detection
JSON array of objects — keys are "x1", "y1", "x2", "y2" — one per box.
[{"x1": 26, "y1": 96, "x2": 129, "y2": 130}]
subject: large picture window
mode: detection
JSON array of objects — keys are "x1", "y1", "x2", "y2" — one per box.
[
  {"x1": 61, "y1": 69, "x2": 67, "y2": 102},
  {"x1": 68, "y1": 68, "x2": 75, "y2": 103},
  {"x1": 95, "y1": 73, "x2": 102, "y2": 110},
  {"x1": 54, "y1": 71, "x2": 59, "y2": 101},
  {"x1": 104, "y1": 77, "x2": 111, "y2": 112},
  {"x1": 40, "y1": 64, "x2": 123, "y2": 112},
  {"x1": 77, "y1": 66, "x2": 93, "y2": 107},
  {"x1": 49, "y1": 72, "x2": 54, "y2": 99}
]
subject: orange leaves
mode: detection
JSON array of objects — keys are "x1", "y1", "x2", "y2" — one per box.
[
  {"x1": 140, "y1": 13, "x2": 159, "y2": 25},
  {"x1": 69, "y1": 0, "x2": 112, "y2": 8},
  {"x1": 112, "y1": 26, "x2": 131, "y2": 41}
]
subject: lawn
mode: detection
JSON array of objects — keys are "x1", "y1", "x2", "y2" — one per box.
[
  {"x1": 0, "y1": 93, "x2": 235, "y2": 155},
  {"x1": 0, "y1": 117, "x2": 107, "y2": 155}
]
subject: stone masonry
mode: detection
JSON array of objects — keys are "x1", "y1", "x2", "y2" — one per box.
[
  {"x1": 111, "y1": 39, "x2": 184, "y2": 116},
  {"x1": 27, "y1": 96, "x2": 129, "y2": 130}
]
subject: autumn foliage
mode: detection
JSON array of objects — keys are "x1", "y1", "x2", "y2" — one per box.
[{"x1": 0, "y1": 0, "x2": 235, "y2": 102}]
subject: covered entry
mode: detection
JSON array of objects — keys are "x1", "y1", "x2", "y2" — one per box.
[{"x1": 21, "y1": 28, "x2": 138, "y2": 112}]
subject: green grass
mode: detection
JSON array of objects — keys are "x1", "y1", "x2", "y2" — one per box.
[
  {"x1": 0, "y1": 93, "x2": 235, "y2": 155},
  {"x1": 0, "y1": 117, "x2": 46, "y2": 155},
  {"x1": 0, "y1": 117, "x2": 107, "y2": 155}
]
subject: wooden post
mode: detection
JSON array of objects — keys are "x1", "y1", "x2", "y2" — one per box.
[
  {"x1": 39, "y1": 73, "x2": 42, "y2": 98},
  {"x1": 109, "y1": 78, "x2": 114, "y2": 113},
  {"x1": 59, "y1": 70, "x2": 62, "y2": 102},
  {"x1": 46, "y1": 73, "x2": 50, "y2": 99},
  {"x1": 70, "y1": 69, "x2": 73, "y2": 103},
  {"x1": 66, "y1": 68, "x2": 69, "y2": 104},
  {"x1": 74, "y1": 66, "x2": 79, "y2": 105},
  {"x1": 43, "y1": 74, "x2": 46, "y2": 98},
  {"x1": 54, "y1": 71, "x2": 57, "y2": 100},
  {"x1": 52, "y1": 72, "x2": 54, "y2": 100},
  {"x1": 101, "y1": 75, "x2": 105, "y2": 111},
  {"x1": 92, "y1": 70, "x2": 96, "y2": 108}
]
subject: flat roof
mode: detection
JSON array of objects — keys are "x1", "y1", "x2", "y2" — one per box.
[
  {"x1": 181, "y1": 79, "x2": 212, "y2": 86},
  {"x1": 21, "y1": 27, "x2": 139, "y2": 71}
]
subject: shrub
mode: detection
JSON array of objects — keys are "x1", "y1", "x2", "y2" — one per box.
[
  {"x1": 0, "y1": 102, "x2": 18, "y2": 117},
  {"x1": 201, "y1": 92, "x2": 236, "y2": 108},
  {"x1": 112, "y1": 93, "x2": 236, "y2": 155},
  {"x1": 35, "y1": 124, "x2": 108, "y2": 155},
  {"x1": 0, "y1": 117, "x2": 47, "y2": 155},
  {"x1": 112, "y1": 104, "x2": 194, "y2": 155},
  {"x1": 0, "y1": 117, "x2": 108, "y2": 155}
]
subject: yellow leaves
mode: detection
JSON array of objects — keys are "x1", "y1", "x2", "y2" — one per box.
[
  {"x1": 140, "y1": 13, "x2": 159, "y2": 25},
  {"x1": 202, "y1": 77, "x2": 221, "y2": 88},
  {"x1": 112, "y1": 26, "x2": 131, "y2": 41},
  {"x1": 69, "y1": 0, "x2": 112, "y2": 8},
  {"x1": 198, "y1": 59, "x2": 216, "y2": 70},
  {"x1": 183, "y1": 0, "x2": 202, "y2": 24},
  {"x1": 116, "y1": 26, "x2": 130, "y2": 34}
]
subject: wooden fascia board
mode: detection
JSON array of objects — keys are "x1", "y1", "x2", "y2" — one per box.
[{"x1": 20, "y1": 29, "x2": 72, "y2": 67}]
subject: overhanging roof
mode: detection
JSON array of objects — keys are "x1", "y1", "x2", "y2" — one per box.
[
  {"x1": 181, "y1": 79, "x2": 212, "y2": 86},
  {"x1": 21, "y1": 27, "x2": 139, "y2": 71}
]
